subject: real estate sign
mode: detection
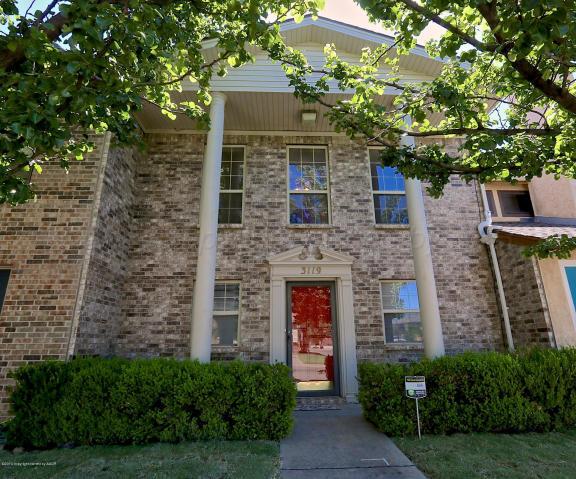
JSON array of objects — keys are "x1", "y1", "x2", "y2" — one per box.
[{"x1": 405, "y1": 376, "x2": 427, "y2": 399}]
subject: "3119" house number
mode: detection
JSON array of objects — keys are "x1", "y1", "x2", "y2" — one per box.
[{"x1": 301, "y1": 266, "x2": 322, "y2": 275}]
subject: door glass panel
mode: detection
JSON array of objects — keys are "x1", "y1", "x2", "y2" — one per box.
[{"x1": 290, "y1": 285, "x2": 335, "y2": 393}]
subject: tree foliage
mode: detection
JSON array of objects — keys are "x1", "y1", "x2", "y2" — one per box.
[
  {"x1": 274, "y1": 0, "x2": 576, "y2": 196},
  {"x1": 0, "y1": 0, "x2": 320, "y2": 204}
]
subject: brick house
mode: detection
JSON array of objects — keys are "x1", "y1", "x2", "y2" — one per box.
[{"x1": 1, "y1": 17, "x2": 575, "y2": 414}]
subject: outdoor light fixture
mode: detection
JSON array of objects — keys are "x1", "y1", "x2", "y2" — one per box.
[{"x1": 301, "y1": 110, "x2": 317, "y2": 125}]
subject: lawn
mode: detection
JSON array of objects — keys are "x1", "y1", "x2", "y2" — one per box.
[
  {"x1": 395, "y1": 430, "x2": 576, "y2": 479},
  {"x1": 0, "y1": 441, "x2": 279, "y2": 479}
]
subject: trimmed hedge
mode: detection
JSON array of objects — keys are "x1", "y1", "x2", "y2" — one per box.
[
  {"x1": 359, "y1": 349, "x2": 576, "y2": 436},
  {"x1": 6, "y1": 357, "x2": 296, "y2": 449}
]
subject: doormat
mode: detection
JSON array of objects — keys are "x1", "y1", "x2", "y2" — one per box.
[
  {"x1": 295, "y1": 403, "x2": 342, "y2": 411},
  {"x1": 295, "y1": 397, "x2": 344, "y2": 411}
]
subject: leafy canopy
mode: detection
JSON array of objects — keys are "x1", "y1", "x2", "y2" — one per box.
[
  {"x1": 269, "y1": 0, "x2": 576, "y2": 257},
  {"x1": 0, "y1": 0, "x2": 320, "y2": 204}
]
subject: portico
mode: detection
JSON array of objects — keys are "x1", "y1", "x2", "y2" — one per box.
[{"x1": 137, "y1": 16, "x2": 447, "y2": 396}]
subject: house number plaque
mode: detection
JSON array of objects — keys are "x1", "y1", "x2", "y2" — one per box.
[{"x1": 300, "y1": 266, "x2": 322, "y2": 275}]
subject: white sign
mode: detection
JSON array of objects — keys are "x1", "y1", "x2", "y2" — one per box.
[{"x1": 405, "y1": 376, "x2": 426, "y2": 399}]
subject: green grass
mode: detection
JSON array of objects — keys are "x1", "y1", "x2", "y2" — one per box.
[
  {"x1": 395, "y1": 430, "x2": 576, "y2": 479},
  {"x1": 0, "y1": 441, "x2": 279, "y2": 479}
]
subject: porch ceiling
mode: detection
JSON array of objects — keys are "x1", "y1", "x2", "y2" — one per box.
[{"x1": 137, "y1": 91, "x2": 396, "y2": 133}]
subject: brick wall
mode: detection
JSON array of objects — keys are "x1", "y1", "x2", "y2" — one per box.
[
  {"x1": 495, "y1": 240, "x2": 555, "y2": 347},
  {"x1": 73, "y1": 145, "x2": 136, "y2": 356},
  {"x1": 0, "y1": 131, "x2": 512, "y2": 416},
  {"x1": 0, "y1": 135, "x2": 108, "y2": 416},
  {"x1": 113, "y1": 133, "x2": 504, "y2": 362}
]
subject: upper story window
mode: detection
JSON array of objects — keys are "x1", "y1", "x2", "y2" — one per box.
[
  {"x1": 485, "y1": 182, "x2": 534, "y2": 220},
  {"x1": 380, "y1": 280, "x2": 422, "y2": 344},
  {"x1": 212, "y1": 282, "x2": 240, "y2": 347},
  {"x1": 0, "y1": 270, "x2": 10, "y2": 314},
  {"x1": 219, "y1": 146, "x2": 245, "y2": 224},
  {"x1": 369, "y1": 149, "x2": 408, "y2": 225},
  {"x1": 288, "y1": 146, "x2": 330, "y2": 224}
]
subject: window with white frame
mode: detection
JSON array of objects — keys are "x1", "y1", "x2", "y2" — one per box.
[
  {"x1": 380, "y1": 280, "x2": 423, "y2": 343},
  {"x1": 218, "y1": 147, "x2": 244, "y2": 224},
  {"x1": 369, "y1": 149, "x2": 408, "y2": 225},
  {"x1": 288, "y1": 146, "x2": 330, "y2": 224},
  {"x1": 212, "y1": 282, "x2": 240, "y2": 346}
]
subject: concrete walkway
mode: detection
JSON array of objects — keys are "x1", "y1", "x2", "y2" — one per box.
[{"x1": 280, "y1": 404, "x2": 426, "y2": 478}]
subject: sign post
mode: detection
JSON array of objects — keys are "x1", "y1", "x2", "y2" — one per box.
[{"x1": 405, "y1": 376, "x2": 426, "y2": 439}]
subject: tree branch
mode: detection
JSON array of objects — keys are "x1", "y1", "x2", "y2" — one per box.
[
  {"x1": 397, "y1": 0, "x2": 499, "y2": 52},
  {"x1": 477, "y1": 1, "x2": 576, "y2": 115}
]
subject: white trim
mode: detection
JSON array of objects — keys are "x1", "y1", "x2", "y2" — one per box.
[
  {"x1": 142, "y1": 129, "x2": 349, "y2": 136},
  {"x1": 279, "y1": 16, "x2": 434, "y2": 60},
  {"x1": 268, "y1": 246, "x2": 358, "y2": 402},
  {"x1": 286, "y1": 145, "x2": 332, "y2": 226},
  {"x1": 219, "y1": 145, "x2": 246, "y2": 226},
  {"x1": 560, "y1": 261, "x2": 576, "y2": 332}
]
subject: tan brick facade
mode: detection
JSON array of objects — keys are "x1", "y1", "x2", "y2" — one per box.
[
  {"x1": 0, "y1": 134, "x2": 109, "y2": 415},
  {"x1": 495, "y1": 240, "x2": 556, "y2": 347},
  {"x1": 0, "y1": 132, "x2": 512, "y2": 415}
]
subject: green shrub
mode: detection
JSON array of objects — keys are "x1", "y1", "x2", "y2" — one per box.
[
  {"x1": 6, "y1": 358, "x2": 296, "y2": 449},
  {"x1": 358, "y1": 349, "x2": 576, "y2": 436}
]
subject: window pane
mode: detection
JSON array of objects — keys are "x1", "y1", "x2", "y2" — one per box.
[
  {"x1": 220, "y1": 147, "x2": 244, "y2": 191},
  {"x1": 384, "y1": 312, "x2": 423, "y2": 343},
  {"x1": 498, "y1": 190, "x2": 534, "y2": 217},
  {"x1": 213, "y1": 283, "x2": 240, "y2": 312},
  {"x1": 218, "y1": 192, "x2": 243, "y2": 224},
  {"x1": 289, "y1": 148, "x2": 328, "y2": 191},
  {"x1": 486, "y1": 190, "x2": 497, "y2": 215},
  {"x1": 369, "y1": 150, "x2": 405, "y2": 192},
  {"x1": 212, "y1": 314, "x2": 238, "y2": 346},
  {"x1": 290, "y1": 193, "x2": 329, "y2": 224},
  {"x1": 0, "y1": 270, "x2": 10, "y2": 312},
  {"x1": 381, "y1": 281, "x2": 420, "y2": 310},
  {"x1": 374, "y1": 194, "x2": 408, "y2": 224}
]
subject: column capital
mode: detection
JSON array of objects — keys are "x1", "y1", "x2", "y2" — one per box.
[{"x1": 211, "y1": 91, "x2": 227, "y2": 105}]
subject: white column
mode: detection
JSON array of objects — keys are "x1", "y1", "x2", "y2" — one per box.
[
  {"x1": 190, "y1": 92, "x2": 226, "y2": 362},
  {"x1": 401, "y1": 130, "x2": 446, "y2": 358}
]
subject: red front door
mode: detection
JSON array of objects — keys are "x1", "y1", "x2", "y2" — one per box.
[{"x1": 288, "y1": 283, "x2": 338, "y2": 395}]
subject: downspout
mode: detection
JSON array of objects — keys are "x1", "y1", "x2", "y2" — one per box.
[{"x1": 477, "y1": 183, "x2": 515, "y2": 352}]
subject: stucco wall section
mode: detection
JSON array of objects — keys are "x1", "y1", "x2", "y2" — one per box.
[
  {"x1": 114, "y1": 133, "x2": 504, "y2": 362},
  {"x1": 538, "y1": 254, "x2": 576, "y2": 347},
  {"x1": 530, "y1": 175, "x2": 576, "y2": 219},
  {"x1": 73, "y1": 145, "x2": 136, "y2": 356},
  {"x1": 0, "y1": 135, "x2": 108, "y2": 417},
  {"x1": 495, "y1": 240, "x2": 555, "y2": 347}
]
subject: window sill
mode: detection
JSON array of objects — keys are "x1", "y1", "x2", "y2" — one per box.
[
  {"x1": 374, "y1": 224, "x2": 410, "y2": 230},
  {"x1": 211, "y1": 345, "x2": 239, "y2": 351},
  {"x1": 286, "y1": 224, "x2": 335, "y2": 229},
  {"x1": 383, "y1": 343, "x2": 424, "y2": 351},
  {"x1": 218, "y1": 224, "x2": 244, "y2": 230}
]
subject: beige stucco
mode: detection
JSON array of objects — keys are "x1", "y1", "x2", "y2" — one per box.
[
  {"x1": 538, "y1": 253, "x2": 576, "y2": 347},
  {"x1": 529, "y1": 175, "x2": 576, "y2": 219}
]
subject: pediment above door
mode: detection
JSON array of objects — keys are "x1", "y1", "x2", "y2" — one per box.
[{"x1": 267, "y1": 246, "x2": 355, "y2": 266}]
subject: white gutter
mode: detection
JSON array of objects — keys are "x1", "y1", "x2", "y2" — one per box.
[{"x1": 477, "y1": 183, "x2": 515, "y2": 351}]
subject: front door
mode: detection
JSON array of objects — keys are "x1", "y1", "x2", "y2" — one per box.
[{"x1": 287, "y1": 282, "x2": 339, "y2": 396}]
